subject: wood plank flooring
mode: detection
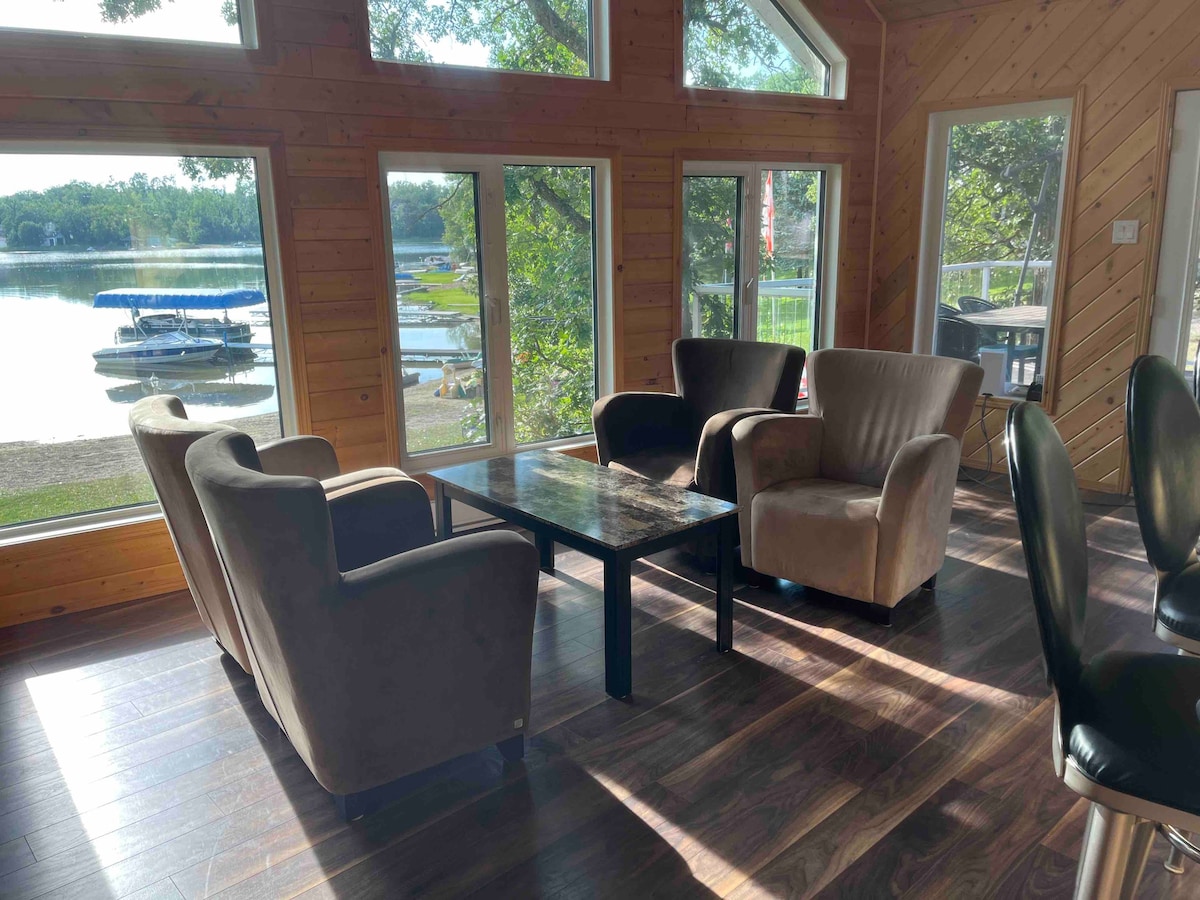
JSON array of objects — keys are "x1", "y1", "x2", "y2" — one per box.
[{"x1": 1, "y1": 482, "x2": 1199, "y2": 898}]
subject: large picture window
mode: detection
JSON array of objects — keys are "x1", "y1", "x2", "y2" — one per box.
[
  {"x1": 0, "y1": 148, "x2": 289, "y2": 533},
  {"x1": 382, "y1": 154, "x2": 611, "y2": 465},
  {"x1": 682, "y1": 161, "x2": 838, "y2": 362},
  {"x1": 916, "y1": 99, "x2": 1072, "y2": 401},
  {"x1": 369, "y1": 0, "x2": 606, "y2": 79},
  {"x1": 0, "y1": 1, "x2": 254, "y2": 46}
]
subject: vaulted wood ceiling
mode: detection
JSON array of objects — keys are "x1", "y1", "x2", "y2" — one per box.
[{"x1": 872, "y1": 0, "x2": 1048, "y2": 22}]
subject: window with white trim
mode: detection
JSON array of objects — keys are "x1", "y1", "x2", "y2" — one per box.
[
  {"x1": 681, "y1": 161, "x2": 838, "y2": 377},
  {"x1": 0, "y1": 1, "x2": 257, "y2": 47},
  {"x1": 381, "y1": 153, "x2": 613, "y2": 467},
  {"x1": 915, "y1": 99, "x2": 1072, "y2": 401},
  {"x1": 369, "y1": 0, "x2": 608, "y2": 79},
  {"x1": 682, "y1": 0, "x2": 846, "y2": 98},
  {"x1": 0, "y1": 146, "x2": 293, "y2": 537}
]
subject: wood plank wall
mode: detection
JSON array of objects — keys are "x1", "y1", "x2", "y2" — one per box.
[
  {"x1": 0, "y1": 0, "x2": 882, "y2": 626},
  {"x1": 869, "y1": 0, "x2": 1200, "y2": 492}
]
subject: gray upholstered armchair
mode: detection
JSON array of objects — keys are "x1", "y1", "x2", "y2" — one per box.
[
  {"x1": 185, "y1": 430, "x2": 540, "y2": 819},
  {"x1": 129, "y1": 395, "x2": 434, "y2": 674},
  {"x1": 731, "y1": 349, "x2": 984, "y2": 621},
  {"x1": 593, "y1": 338, "x2": 806, "y2": 501}
]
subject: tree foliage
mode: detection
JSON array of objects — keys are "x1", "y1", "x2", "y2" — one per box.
[
  {"x1": 940, "y1": 115, "x2": 1067, "y2": 306},
  {"x1": 0, "y1": 166, "x2": 262, "y2": 250}
]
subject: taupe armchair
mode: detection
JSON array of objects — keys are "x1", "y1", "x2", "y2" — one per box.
[
  {"x1": 186, "y1": 430, "x2": 539, "y2": 819},
  {"x1": 129, "y1": 395, "x2": 434, "y2": 673},
  {"x1": 732, "y1": 349, "x2": 984, "y2": 621},
  {"x1": 593, "y1": 338, "x2": 806, "y2": 501}
]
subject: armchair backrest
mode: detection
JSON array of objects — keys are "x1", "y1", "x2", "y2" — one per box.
[
  {"x1": 185, "y1": 430, "x2": 340, "y2": 745},
  {"x1": 673, "y1": 338, "x2": 806, "y2": 431},
  {"x1": 808, "y1": 349, "x2": 983, "y2": 487},
  {"x1": 128, "y1": 396, "x2": 249, "y2": 672}
]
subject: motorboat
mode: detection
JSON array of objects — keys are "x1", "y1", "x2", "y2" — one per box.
[
  {"x1": 92, "y1": 331, "x2": 223, "y2": 374},
  {"x1": 115, "y1": 313, "x2": 252, "y2": 344}
]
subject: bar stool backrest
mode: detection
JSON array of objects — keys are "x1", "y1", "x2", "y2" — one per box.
[
  {"x1": 1127, "y1": 354, "x2": 1200, "y2": 576},
  {"x1": 1006, "y1": 402, "x2": 1089, "y2": 706}
]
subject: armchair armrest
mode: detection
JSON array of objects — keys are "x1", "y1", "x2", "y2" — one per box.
[
  {"x1": 695, "y1": 407, "x2": 782, "y2": 501},
  {"x1": 257, "y1": 435, "x2": 341, "y2": 481},
  {"x1": 326, "y1": 473, "x2": 436, "y2": 571},
  {"x1": 592, "y1": 391, "x2": 692, "y2": 465},
  {"x1": 732, "y1": 414, "x2": 824, "y2": 563},
  {"x1": 318, "y1": 531, "x2": 540, "y2": 792},
  {"x1": 874, "y1": 434, "x2": 961, "y2": 607}
]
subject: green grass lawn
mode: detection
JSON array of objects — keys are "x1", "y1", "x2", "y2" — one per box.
[
  {"x1": 407, "y1": 279, "x2": 481, "y2": 314},
  {"x1": 416, "y1": 272, "x2": 463, "y2": 285},
  {"x1": 0, "y1": 474, "x2": 155, "y2": 527}
]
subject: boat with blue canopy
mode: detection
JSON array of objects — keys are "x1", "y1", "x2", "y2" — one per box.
[{"x1": 94, "y1": 288, "x2": 265, "y2": 344}]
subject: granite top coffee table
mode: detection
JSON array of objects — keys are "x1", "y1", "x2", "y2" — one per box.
[{"x1": 426, "y1": 450, "x2": 739, "y2": 699}]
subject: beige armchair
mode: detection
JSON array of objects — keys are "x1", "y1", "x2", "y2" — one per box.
[
  {"x1": 185, "y1": 430, "x2": 539, "y2": 819},
  {"x1": 731, "y1": 349, "x2": 984, "y2": 621},
  {"x1": 129, "y1": 396, "x2": 434, "y2": 673}
]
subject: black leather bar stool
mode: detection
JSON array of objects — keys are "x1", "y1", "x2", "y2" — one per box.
[
  {"x1": 1126, "y1": 354, "x2": 1200, "y2": 655},
  {"x1": 1007, "y1": 401, "x2": 1200, "y2": 898},
  {"x1": 1126, "y1": 354, "x2": 1200, "y2": 874}
]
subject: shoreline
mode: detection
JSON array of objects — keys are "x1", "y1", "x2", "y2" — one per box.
[{"x1": 0, "y1": 412, "x2": 281, "y2": 493}]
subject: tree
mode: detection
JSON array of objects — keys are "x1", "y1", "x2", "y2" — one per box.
[
  {"x1": 940, "y1": 115, "x2": 1067, "y2": 307},
  {"x1": 15, "y1": 221, "x2": 44, "y2": 249}
]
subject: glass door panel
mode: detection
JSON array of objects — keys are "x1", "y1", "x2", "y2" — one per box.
[
  {"x1": 387, "y1": 171, "x2": 490, "y2": 455},
  {"x1": 757, "y1": 168, "x2": 822, "y2": 351},
  {"x1": 682, "y1": 175, "x2": 742, "y2": 339},
  {"x1": 503, "y1": 165, "x2": 598, "y2": 445},
  {"x1": 929, "y1": 110, "x2": 1068, "y2": 397}
]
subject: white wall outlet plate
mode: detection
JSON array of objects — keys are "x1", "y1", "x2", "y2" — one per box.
[{"x1": 1112, "y1": 220, "x2": 1140, "y2": 244}]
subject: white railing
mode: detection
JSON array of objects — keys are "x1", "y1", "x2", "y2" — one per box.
[{"x1": 941, "y1": 259, "x2": 1051, "y2": 304}]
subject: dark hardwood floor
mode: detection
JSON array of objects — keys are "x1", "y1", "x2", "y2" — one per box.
[{"x1": 1, "y1": 481, "x2": 1198, "y2": 899}]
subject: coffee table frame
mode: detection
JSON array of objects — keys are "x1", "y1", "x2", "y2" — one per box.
[{"x1": 431, "y1": 478, "x2": 737, "y2": 700}]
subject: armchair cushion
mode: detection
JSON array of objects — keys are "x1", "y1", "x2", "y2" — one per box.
[
  {"x1": 608, "y1": 447, "x2": 696, "y2": 489},
  {"x1": 749, "y1": 479, "x2": 882, "y2": 603}
]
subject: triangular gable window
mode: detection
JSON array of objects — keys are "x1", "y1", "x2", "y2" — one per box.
[{"x1": 683, "y1": 0, "x2": 846, "y2": 98}]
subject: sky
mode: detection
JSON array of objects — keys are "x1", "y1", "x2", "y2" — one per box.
[
  {"x1": 0, "y1": 154, "x2": 242, "y2": 197},
  {"x1": 1, "y1": 0, "x2": 239, "y2": 45}
]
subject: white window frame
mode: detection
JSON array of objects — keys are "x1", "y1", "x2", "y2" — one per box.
[
  {"x1": 379, "y1": 152, "x2": 614, "y2": 473},
  {"x1": 681, "y1": 160, "x2": 839, "y2": 351},
  {"x1": 0, "y1": 0, "x2": 259, "y2": 49},
  {"x1": 914, "y1": 98, "x2": 1073, "y2": 393},
  {"x1": 370, "y1": 0, "x2": 609, "y2": 82},
  {"x1": 0, "y1": 141, "x2": 294, "y2": 546},
  {"x1": 684, "y1": 0, "x2": 847, "y2": 100},
  {"x1": 1149, "y1": 90, "x2": 1200, "y2": 375}
]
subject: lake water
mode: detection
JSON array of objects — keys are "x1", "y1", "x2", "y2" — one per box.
[{"x1": 0, "y1": 243, "x2": 465, "y2": 445}]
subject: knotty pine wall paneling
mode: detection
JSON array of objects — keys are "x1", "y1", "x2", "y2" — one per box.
[
  {"x1": 0, "y1": 0, "x2": 882, "y2": 625},
  {"x1": 868, "y1": 0, "x2": 1200, "y2": 492}
]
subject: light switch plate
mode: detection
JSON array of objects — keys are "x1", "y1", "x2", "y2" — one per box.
[{"x1": 1112, "y1": 220, "x2": 1140, "y2": 244}]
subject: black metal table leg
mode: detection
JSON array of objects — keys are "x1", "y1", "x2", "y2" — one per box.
[
  {"x1": 534, "y1": 532, "x2": 556, "y2": 573},
  {"x1": 716, "y1": 516, "x2": 735, "y2": 652},
  {"x1": 603, "y1": 554, "x2": 632, "y2": 699},
  {"x1": 434, "y1": 482, "x2": 453, "y2": 541}
]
